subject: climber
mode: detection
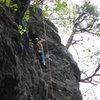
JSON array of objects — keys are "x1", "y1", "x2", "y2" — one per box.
[{"x1": 33, "y1": 36, "x2": 46, "y2": 68}]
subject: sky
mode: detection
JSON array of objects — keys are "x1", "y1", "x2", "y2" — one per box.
[
  {"x1": 69, "y1": 34, "x2": 100, "y2": 100},
  {"x1": 68, "y1": 0, "x2": 100, "y2": 6},
  {"x1": 65, "y1": 0, "x2": 100, "y2": 100}
]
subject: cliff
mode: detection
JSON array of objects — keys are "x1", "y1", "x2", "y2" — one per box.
[{"x1": 0, "y1": 7, "x2": 82, "y2": 100}]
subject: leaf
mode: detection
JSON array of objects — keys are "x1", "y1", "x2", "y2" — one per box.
[
  {"x1": 53, "y1": 1, "x2": 67, "y2": 12},
  {"x1": 59, "y1": 2, "x2": 66, "y2": 9},
  {"x1": 6, "y1": 0, "x2": 10, "y2": 6},
  {"x1": 42, "y1": 10, "x2": 48, "y2": 17},
  {"x1": 24, "y1": 10, "x2": 29, "y2": 21},
  {"x1": 10, "y1": 4, "x2": 18, "y2": 11},
  {"x1": 45, "y1": 5, "x2": 48, "y2": 11},
  {"x1": 90, "y1": 56, "x2": 93, "y2": 59},
  {"x1": 0, "y1": 0, "x2": 4, "y2": 2},
  {"x1": 6, "y1": 0, "x2": 10, "y2": 3},
  {"x1": 19, "y1": 25, "x2": 26, "y2": 35},
  {"x1": 87, "y1": 49, "x2": 91, "y2": 52},
  {"x1": 97, "y1": 33, "x2": 100, "y2": 37}
]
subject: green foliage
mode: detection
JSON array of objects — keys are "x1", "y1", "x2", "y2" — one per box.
[
  {"x1": 0, "y1": 0, "x2": 11, "y2": 6},
  {"x1": 19, "y1": 25, "x2": 26, "y2": 35},
  {"x1": 31, "y1": 0, "x2": 40, "y2": 12},
  {"x1": 0, "y1": 0, "x2": 18, "y2": 11},
  {"x1": 42, "y1": 5, "x2": 48, "y2": 16},
  {"x1": 6, "y1": 0, "x2": 10, "y2": 6},
  {"x1": 42, "y1": 10, "x2": 48, "y2": 16},
  {"x1": 74, "y1": 1, "x2": 100, "y2": 35},
  {"x1": 34, "y1": 1, "x2": 40, "y2": 8},
  {"x1": 42, "y1": 0, "x2": 68, "y2": 16},
  {"x1": 82, "y1": 1, "x2": 97, "y2": 15},
  {"x1": 24, "y1": 9, "x2": 30, "y2": 21},
  {"x1": 97, "y1": 33, "x2": 100, "y2": 37},
  {"x1": 0, "y1": 0, "x2": 4, "y2": 2},
  {"x1": 9, "y1": 4, "x2": 18, "y2": 11},
  {"x1": 53, "y1": 1, "x2": 67, "y2": 12}
]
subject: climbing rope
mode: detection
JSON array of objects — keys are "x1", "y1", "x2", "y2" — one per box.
[
  {"x1": 31, "y1": 43, "x2": 45, "y2": 99},
  {"x1": 43, "y1": 20, "x2": 54, "y2": 100},
  {"x1": 31, "y1": 5, "x2": 54, "y2": 99}
]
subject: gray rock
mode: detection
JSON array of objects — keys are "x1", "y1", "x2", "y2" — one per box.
[{"x1": 0, "y1": 7, "x2": 82, "y2": 100}]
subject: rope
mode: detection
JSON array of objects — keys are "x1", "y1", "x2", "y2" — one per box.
[
  {"x1": 43, "y1": 20, "x2": 54, "y2": 100},
  {"x1": 31, "y1": 8, "x2": 54, "y2": 99},
  {"x1": 32, "y1": 44, "x2": 45, "y2": 99}
]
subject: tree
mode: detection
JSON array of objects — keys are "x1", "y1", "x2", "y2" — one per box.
[
  {"x1": 14, "y1": 0, "x2": 31, "y2": 25},
  {"x1": 59, "y1": 1, "x2": 100, "y2": 84},
  {"x1": 0, "y1": 0, "x2": 31, "y2": 25},
  {"x1": 66, "y1": 1, "x2": 100, "y2": 49}
]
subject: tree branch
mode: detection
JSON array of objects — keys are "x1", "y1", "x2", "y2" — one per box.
[
  {"x1": 15, "y1": 0, "x2": 31, "y2": 25},
  {"x1": 80, "y1": 64, "x2": 100, "y2": 82}
]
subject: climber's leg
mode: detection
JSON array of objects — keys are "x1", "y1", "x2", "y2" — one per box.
[{"x1": 38, "y1": 49, "x2": 46, "y2": 67}]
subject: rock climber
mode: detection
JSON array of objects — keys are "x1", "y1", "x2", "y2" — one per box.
[{"x1": 33, "y1": 36, "x2": 46, "y2": 68}]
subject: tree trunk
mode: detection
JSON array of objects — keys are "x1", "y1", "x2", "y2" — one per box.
[
  {"x1": 15, "y1": 0, "x2": 30, "y2": 25},
  {"x1": 66, "y1": 27, "x2": 75, "y2": 49}
]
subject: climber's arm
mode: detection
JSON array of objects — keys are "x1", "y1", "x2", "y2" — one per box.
[{"x1": 40, "y1": 38, "x2": 46, "y2": 43}]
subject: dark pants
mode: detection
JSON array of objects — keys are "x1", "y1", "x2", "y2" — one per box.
[{"x1": 36, "y1": 49, "x2": 45, "y2": 66}]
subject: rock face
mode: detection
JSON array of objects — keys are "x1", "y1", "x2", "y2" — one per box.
[{"x1": 0, "y1": 7, "x2": 82, "y2": 100}]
